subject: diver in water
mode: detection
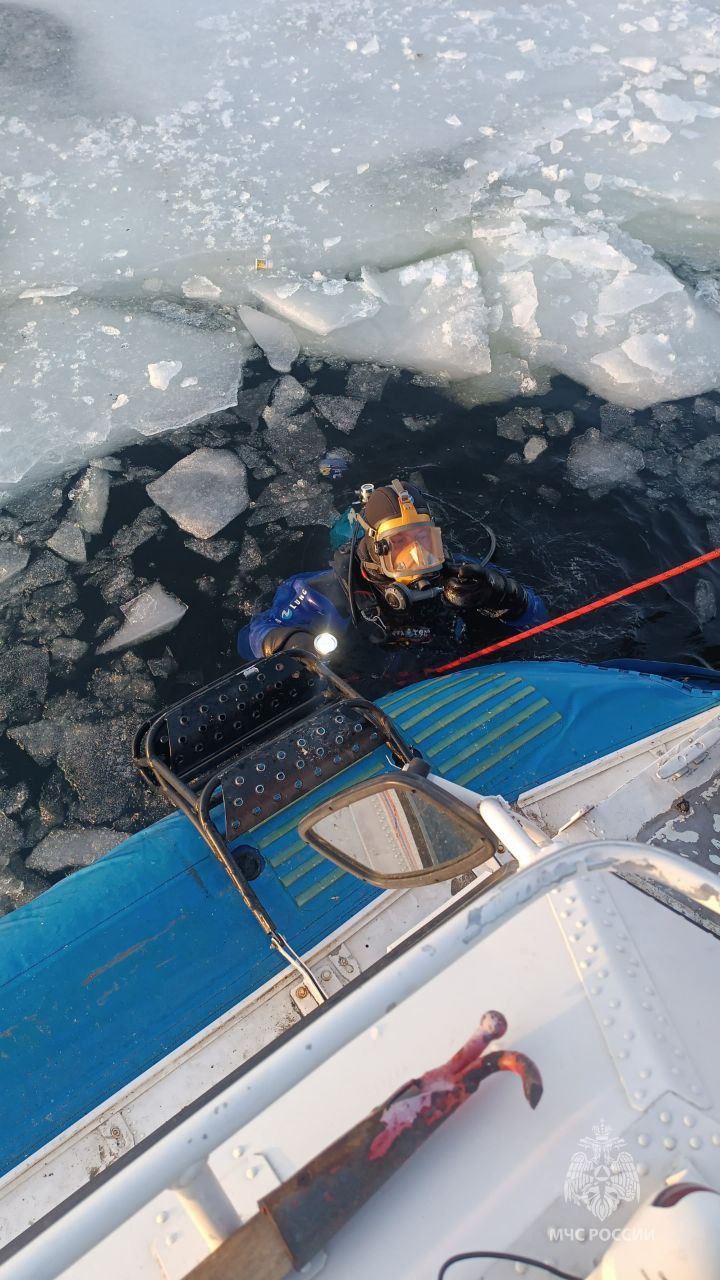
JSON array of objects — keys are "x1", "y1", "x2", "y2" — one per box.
[{"x1": 237, "y1": 479, "x2": 547, "y2": 663}]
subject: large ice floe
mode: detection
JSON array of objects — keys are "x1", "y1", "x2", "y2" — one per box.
[{"x1": 3, "y1": 0, "x2": 720, "y2": 487}]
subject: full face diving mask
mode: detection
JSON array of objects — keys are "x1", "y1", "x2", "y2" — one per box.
[{"x1": 365, "y1": 482, "x2": 445, "y2": 583}]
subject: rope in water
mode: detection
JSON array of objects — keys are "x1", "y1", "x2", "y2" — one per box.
[{"x1": 430, "y1": 546, "x2": 720, "y2": 676}]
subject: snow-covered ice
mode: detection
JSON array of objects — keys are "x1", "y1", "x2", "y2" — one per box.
[
  {"x1": 4, "y1": 0, "x2": 720, "y2": 483},
  {"x1": 146, "y1": 448, "x2": 249, "y2": 538},
  {"x1": 98, "y1": 584, "x2": 188, "y2": 653}
]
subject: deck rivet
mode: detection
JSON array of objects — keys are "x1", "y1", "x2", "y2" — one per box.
[
  {"x1": 689, "y1": 1137, "x2": 702, "y2": 1150},
  {"x1": 663, "y1": 1137, "x2": 676, "y2": 1151},
  {"x1": 155, "y1": 1211, "x2": 168, "y2": 1225},
  {"x1": 232, "y1": 1146, "x2": 245, "y2": 1158},
  {"x1": 660, "y1": 1110, "x2": 672, "y2": 1124},
  {"x1": 637, "y1": 1134, "x2": 650, "y2": 1147},
  {"x1": 682, "y1": 1115, "x2": 695, "y2": 1128}
]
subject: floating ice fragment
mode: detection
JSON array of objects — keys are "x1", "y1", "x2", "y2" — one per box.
[
  {"x1": 27, "y1": 827, "x2": 122, "y2": 874},
  {"x1": 361, "y1": 35, "x2": 379, "y2": 55},
  {"x1": 0, "y1": 542, "x2": 30, "y2": 588},
  {"x1": 597, "y1": 272, "x2": 683, "y2": 316},
  {"x1": 238, "y1": 306, "x2": 300, "y2": 372},
  {"x1": 629, "y1": 119, "x2": 671, "y2": 144},
  {"x1": 620, "y1": 56, "x2": 657, "y2": 73},
  {"x1": 69, "y1": 467, "x2": 110, "y2": 535},
  {"x1": 567, "y1": 428, "x2": 644, "y2": 489},
  {"x1": 184, "y1": 535, "x2": 238, "y2": 562},
  {"x1": 98, "y1": 584, "x2": 188, "y2": 653},
  {"x1": 636, "y1": 90, "x2": 720, "y2": 125},
  {"x1": 621, "y1": 332, "x2": 675, "y2": 374},
  {"x1": 523, "y1": 436, "x2": 547, "y2": 462},
  {"x1": 695, "y1": 579, "x2": 717, "y2": 624},
  {"x1": 545, "y1": 235, "x2": 626, "y2": 270},
  {"x1": 182, "y1": 275, "x2": 222, "y2": 299},
  {"x1": 265, "y1": 376, "x2": 311, "y2": 418},
  {"x1": 314, "y1": 395, "x2": 364, "y2": 433},
  {"x1": 111, "y1": 394, "x2": 129, "y2": 410},
  {"x1": 292, "y1": 252, "x2": 491, "y2": 380},
  {"x1": 147, "y1": 360, "x2": 183, "y2": 391},
  {"x1": 251, "y1": 274, "x2": 379, "y2": 335},
  {"x1": 146, "y1": 448, "x2": 249, "y2": 538},
  {"x1": 47, "y1": 521, "x2": 86, "y2": 563},
  {"x1": 19, "y1": 285, "x2": 78, "y2": 299},
  {"x1": 311, "y1": 179, "x2": 330, "y2": 194},
  {"x1": 445, "y1": 114, "x2": 462, "y2": 127},
  {"x1": 500, "y1": 270, "x2": 540, "y2": 334}
]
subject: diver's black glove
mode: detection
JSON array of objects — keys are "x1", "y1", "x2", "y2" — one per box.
[
  {"x1": 261, "y1": 626, "x2": 316, "y2": 657},
  {"x1": 442, "y1": 560, "x2": 528, "y2": 620}
]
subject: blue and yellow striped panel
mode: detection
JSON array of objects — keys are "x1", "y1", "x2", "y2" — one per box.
[{"x1": 382, "y1": 667, "x2": 560, "y2": 792}]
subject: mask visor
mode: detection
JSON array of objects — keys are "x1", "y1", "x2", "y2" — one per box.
[{"x1": 378, "y1": 523, "x2": 444, "y2": 580}]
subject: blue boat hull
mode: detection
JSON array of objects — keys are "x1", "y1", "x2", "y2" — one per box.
[{"x1": 2, "y1": 660, "x2": 719, "y2": 1177}]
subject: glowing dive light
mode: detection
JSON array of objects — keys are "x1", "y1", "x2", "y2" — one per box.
[{"x1": 314, "y1": 631, "x2": 338, "y2": 656}]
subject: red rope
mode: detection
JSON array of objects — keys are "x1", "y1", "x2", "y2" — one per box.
[{"x1": 431, "y1": 547, "x2": 720, "y2": 676}]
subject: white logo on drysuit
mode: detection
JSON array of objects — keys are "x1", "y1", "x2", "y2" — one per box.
[{"x1": 281, "y1": 588, "x2": 308, "y2": 622}]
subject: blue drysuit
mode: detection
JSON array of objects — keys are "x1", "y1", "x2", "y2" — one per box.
[{"x1": 237, "y1": 562, "x2": 546, "y2": 661}]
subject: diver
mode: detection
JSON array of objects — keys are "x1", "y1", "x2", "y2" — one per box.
[{"x1": 236, "y1": 480, "x2": 547, "y2": 663}]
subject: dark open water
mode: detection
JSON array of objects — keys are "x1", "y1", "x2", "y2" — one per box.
[{"x1": 1, "y1": 353, "x2": 719, "y2": 906}]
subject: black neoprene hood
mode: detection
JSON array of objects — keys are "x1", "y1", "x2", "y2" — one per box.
[{"x1": 360, "y1": 482, "x2": 431, "y2": 533}]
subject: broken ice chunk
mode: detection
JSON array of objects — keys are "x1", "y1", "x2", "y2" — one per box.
[
  {"x1": 694, "y1": 579, "x2": 717, "y2": 624},
  {"x1": 47, "y1": 522, "x2": 86, "y2": 563},
  {"x1": 0, "y1": 542, "x2": 30, "y2": 588},
  {"x1": 0, "y1": 645, "x2": 50, "y2": 726},
  {"x1": 146, "y1": 448, "x2": 249, "y2": 539},
  {"x1": 346, "y1": 365, "x2": 390, "y2": 401},
  {"x1": 523, "y1": 436, "x2": 547, "y2": 462},
  {"x1": 597, "y1": 273, "x2": 683, "y2": 317},
  {"x1": 296, "y1": 252, "x2": 491, "y2": 380},
  {"x1": 251, "y1": 273, "x2": 380, "y2": 335},
  {"x1": 238, "y1": 306, "x2": 300, "y2": 372},
  {"x1": 184, "y1": 535, "x2": 238, "y2": 562},
  {"x1": 629, "y1": 119, "x2": 672, "y2": 145},
  {"x1": 111, "y1": 507, "x2": 164, "y2": 556},
  {"x1": 182, "y1": 275, "x2": 222, "y2": 299},
  {"x1": 0, "y1": 300, "x2": 252, "y2": 486},
  {"x1": 566, "y1": 428, "x2": 644, "y2": 490},
  {"x1": 98, "y1": 584, "x2": 188, "y2": 653},
  {"x1": 27, "y1": 826, "x2": 123, "y2": 874},
  {"x1": 264, "y1": 410, "x2": 326, "y2": 469},
  {"x1": 314, "y1": 395, "x2": 364, "y2": 433},
  {"x1": 69, "y1": 467, "x2": 110, "y2": 535},
  {"x1": 147, "y1": 360, "x2": 183, "y2": 391},
  {"x1": 264, "y1": 376, "x2": 311, "y2": 419}
]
